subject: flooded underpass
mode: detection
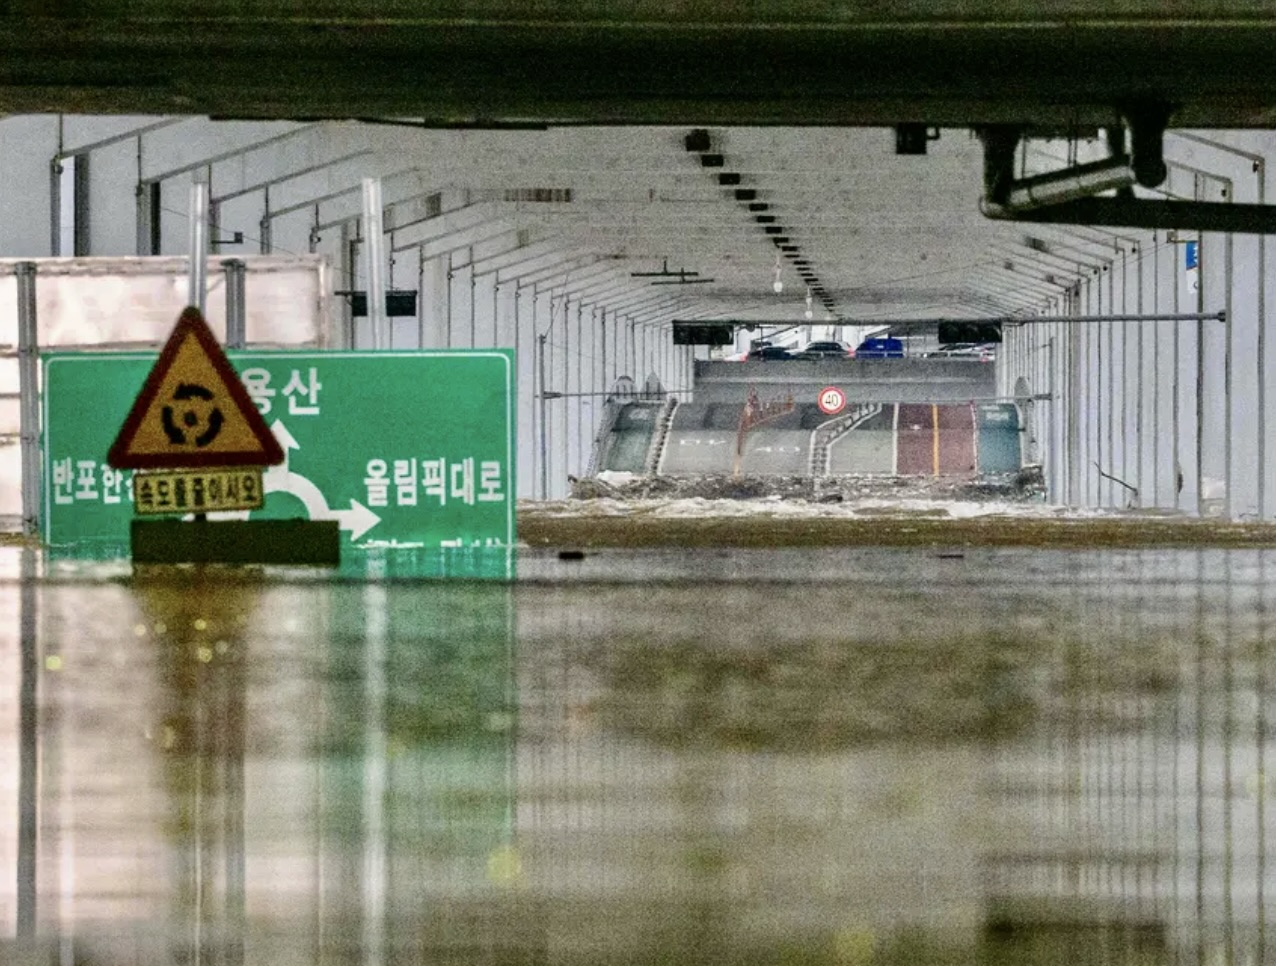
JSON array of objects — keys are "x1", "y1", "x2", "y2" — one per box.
[{"x1": 0, "y1": 529, "x2": 1273, "y2": 966}]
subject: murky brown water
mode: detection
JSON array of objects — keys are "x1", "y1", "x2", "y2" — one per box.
[{"x1": 0, "y1": 544, "x2": 1272, "y2": 965}]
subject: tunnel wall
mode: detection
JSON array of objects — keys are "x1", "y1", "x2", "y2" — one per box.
[
  {"x1": 0, "y1": 115, "x2": 695, "y2": 504},
  {"x1": 999, "y1": 130, "x2": 1276, "y2": 519}
]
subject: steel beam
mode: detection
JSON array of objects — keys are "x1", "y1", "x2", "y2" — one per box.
[
  {"x1": 212, "y1": 150, "x2": 374, "y2": 205},
  {"x1": 139, "y1": 123, "x2": 315, "y2": 185},
  {"x1": 267, "y1": 166, "x2": 423, "y2": 224}
]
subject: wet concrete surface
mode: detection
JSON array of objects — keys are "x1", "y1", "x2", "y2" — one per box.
[{"x1": 0, "y1": 533, "x2": 1273, "y2": 965}]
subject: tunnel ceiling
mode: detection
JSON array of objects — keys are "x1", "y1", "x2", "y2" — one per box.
[
  {"x1": 7, "y1": 7, "x2": 1275, "y2": 326},
  {"x1": 115, "y1": 118, "x2": 1198, "y2": 327}
]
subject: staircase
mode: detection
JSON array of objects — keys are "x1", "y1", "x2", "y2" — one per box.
[{"x1": 642, "y1": 395, "x2": 679, "y2": 475}]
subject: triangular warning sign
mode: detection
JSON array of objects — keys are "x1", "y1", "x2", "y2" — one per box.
[{"x1": 107, "y1": 307, "x2": 285, "y2": 470}]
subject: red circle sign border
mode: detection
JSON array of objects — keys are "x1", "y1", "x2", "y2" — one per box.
[{"x1": 817, "y1": 385, "x2": 846, "y2": 415}]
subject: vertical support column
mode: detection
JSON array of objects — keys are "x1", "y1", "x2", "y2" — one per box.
[
  {"x1": 1152, "y1": 235, "x2": 1164, "y2": 506},
  {"x1": 50, "y1": 155, "x2": 63, "y2": 257},
  {"x1": 1173, "y1": 228, "x2": 1184, "y2": 512},
  {"x1": 491, "y1": 277, "x2": 500, "y2": 346},
  {"x1": 444, "y1": 254, "x2": 455, "y2": 348},
  {"x1": 558, "y1": 296, "x2": 569, "y2": 491},
  {"x1": 188, "y1": 178, "x2": 209, "y2": 313},
  {"x1": 469, "y1": 261, "x2": 478, "y2": 347},
  {"x1": 339, "y1": 222, "x2": 356, "y2": 349},
  {"x1": 223, "y1": 259, "x2": 247, "y2": 350},
  {"x1": 1068, "y1": 302, "x2": 1081, "y2": 504},
  {"x1": 1099, "y1": 275, "x2": 1110, "y2": 506},
  {"x1": 629, "y1": 318, "x2": 637, "y2": 383},
  {"x1": 1224, "y1": 202, "x2": 1235, "y2": 520},
  {"x1": 416, "y1": 246, "x2": 428, "y2": 349},
  {"x1": 599, "y1": 310, "x2": 608, "y2": 386},
  {"x1": 1195, "y1": 219, "x2": 1207, "y2": 516},
  {"x1": 361, "y1": 178, "x2": 388, "y2": 350},
  {"x1": 589, "y1": 305, "x2": 599, "y2": 466},
  {"x1": 1135, "y1": 246, "x2": 1146, "y2": 503},
  {"x1": 537, "y1": 332, "x2": 549, "y2": 500},
  {"x1": 1049, "y1": 329, "x2": 1060, "y2": 504},
  {"x1": 1259, "y1": 158, "x2": 1269, "y2": 519},
  {"x1": 572, "y1": 299, "x2": 583, "y2": 480},
  {"x1": 515, "y1": 285, "x2": 534, "y2": 498},
  {"x1": 17, "y1": 262, "x2": 41, "y2": 538},
  {"x1": 259, "y1": 185, "x2": 273, "y2": 254}
]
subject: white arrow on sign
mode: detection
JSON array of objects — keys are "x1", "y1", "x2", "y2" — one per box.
[
  {"x1": 266, "y1": 420, "x2": 381, "y2": 541},
  {"x1": 192, "y1": 420, "x2": 382, "y2": 542}
]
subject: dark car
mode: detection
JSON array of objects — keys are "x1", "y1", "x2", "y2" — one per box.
[
  {"x1": 855, "y1": 336, "x2": 904, "y2": 358},
  {"x1": 795, "y1": 340, "x2": 854, "y2": 360},
  {"x1": 747, "y1": 345, "x2": 795, "y2": 360}
]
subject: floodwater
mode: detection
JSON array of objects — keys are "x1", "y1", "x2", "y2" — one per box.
[{"x1": 0, "y1": 543, "x2": 1273, "y2": 965}]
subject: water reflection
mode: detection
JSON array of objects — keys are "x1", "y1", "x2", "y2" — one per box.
[{"x1": 0, "y1": 547, "x2": 1272, "y2": 965}]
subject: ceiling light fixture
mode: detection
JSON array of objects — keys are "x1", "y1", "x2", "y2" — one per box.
[{"x1": 772, "y1": 254, "x2": 783, "y2": 294}]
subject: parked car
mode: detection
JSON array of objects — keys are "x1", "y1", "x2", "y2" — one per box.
[
  {"x1": 795, "y1": 340, "x2": 855, "y2": 360},
  {"x1": 926, "y1": 343, "x2": 997, "y2": 361},
  {"x1": 855, "y1": 336, "x2": 904, "y2": 358},
  {"x1": 747, "y1": 344, "x2": 795, "y2": 360}
]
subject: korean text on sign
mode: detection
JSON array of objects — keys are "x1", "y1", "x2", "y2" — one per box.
[
  {"x1": 133, "y1": 468, "x2": 264, "y2": 515},
  {"x1": 363, "y1": 458, "x2": 505, "y2": 508},
  {"x1": 51, "y1": 458, "x2": 129, "y2": 505},
  {"x1": 241, "y1": 366, "x2": 323, "y2": 416}
]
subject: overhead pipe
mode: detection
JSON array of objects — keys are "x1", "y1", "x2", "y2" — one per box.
[
  {"x1": 978, "y1": 109, "x2": 1276, "y2": 234},
  {"x1": 1000, "y1": 155, "x2": 1140, "y2": 211}
]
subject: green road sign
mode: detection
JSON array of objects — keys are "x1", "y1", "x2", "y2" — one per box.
[{"x1": 42, "y1": 350, "x2": 515, "y2": 552}]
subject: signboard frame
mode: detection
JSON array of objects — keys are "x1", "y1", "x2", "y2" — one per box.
[{"x1": 42, "y1": 349, "x2": 516, "y2": 552}]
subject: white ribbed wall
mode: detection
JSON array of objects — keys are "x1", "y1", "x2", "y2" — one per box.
[
  {"x1": 0, "y1": 116, "x2": 694, "y2": 502},
  {"x1": 1000, "y1": 131, "x2": 1276, "y2": 519}
]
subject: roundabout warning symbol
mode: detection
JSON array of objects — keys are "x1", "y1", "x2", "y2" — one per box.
[
  {"x1": 817, "y1": 385, "x2": 846, "y2": 415},
  {"x1": 107, "y1": 308, "x2": 284, "y2": 470}
]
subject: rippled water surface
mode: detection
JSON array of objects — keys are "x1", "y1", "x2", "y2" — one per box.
[{"x1": 0, "y1": 545, "x2": 1272, "y2": 964}]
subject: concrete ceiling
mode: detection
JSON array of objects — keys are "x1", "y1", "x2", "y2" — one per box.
[
  {"x1": 7, "y1": 11, "x2": 1276, "y2": 127},
  {"x1": 48, "y1": 115, "x2": 1160, "y2": 329},
  {"x1": 17, "y1": 1, "x2": 1245, "y2": 332},
  {"x1": 273, "y1": 120, "x2": 1133, "y2": 327}
]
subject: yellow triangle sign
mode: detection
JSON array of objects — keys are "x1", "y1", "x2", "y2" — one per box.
[{"x1": 107, "y1": 307, "x2": 285, "y2": 470}]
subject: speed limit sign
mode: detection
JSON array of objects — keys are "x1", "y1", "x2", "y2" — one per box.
[{"x1": 817, "y1": 385, "x2": 846, "y2": 415}]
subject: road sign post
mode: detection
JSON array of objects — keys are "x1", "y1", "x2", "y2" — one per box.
[{"x1": 44, "y1": 347, "x2": 516, "y2": 561}]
